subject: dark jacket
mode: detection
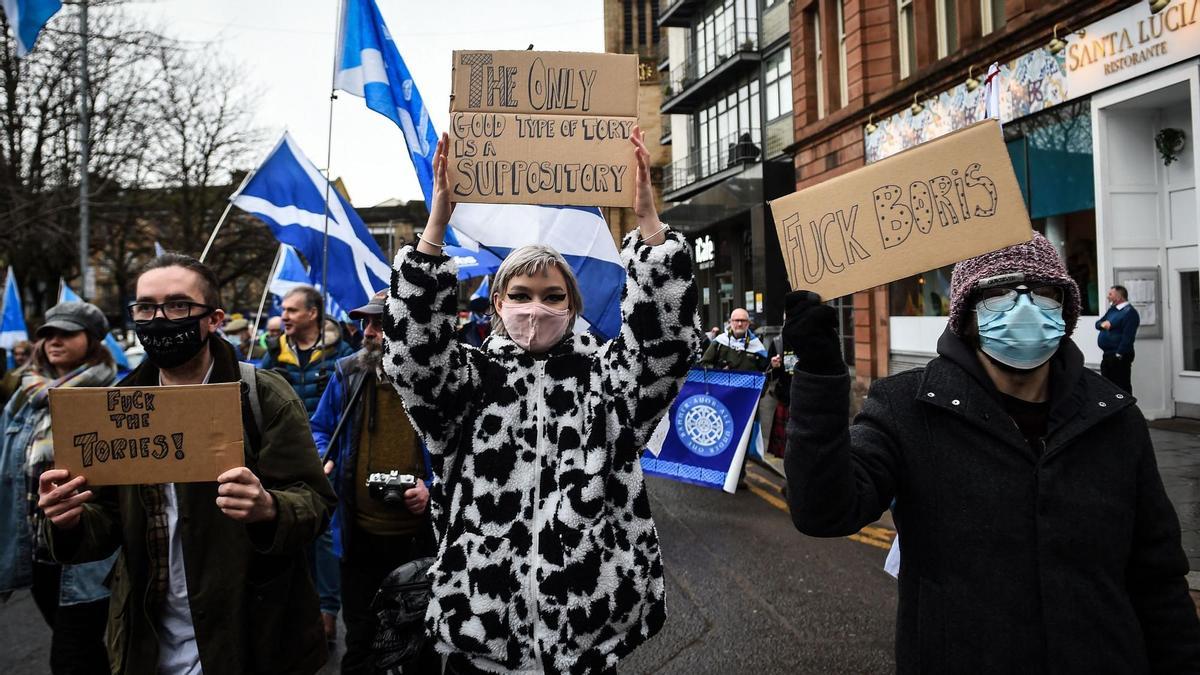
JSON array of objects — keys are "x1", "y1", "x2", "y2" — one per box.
[
  {"x1": 786, "y1": 328, "x2": 1200, "y2": 674},
  {"x1": 700, "y1": 331, "x2": 769, "y2": 372},
  {"x1": 310, "y1": 351, "x2": 432, "y2": 560},
  {"x1": 48, "y1": 338, "x2": 338, "y2": 675},
  {"x1": 260, "y1": 335, "x2": 355, "y2": 414},
  {"x1": 1097, "y1": 304, "x2": 1141, "y2": 356}
]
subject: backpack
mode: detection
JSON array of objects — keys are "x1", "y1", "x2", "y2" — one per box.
[{"x1": 237, "y1": 362, "x2": 265, "y2": 458}]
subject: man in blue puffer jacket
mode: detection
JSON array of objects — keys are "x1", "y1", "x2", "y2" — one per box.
[
  {"x1": 1096, "y1": 284, "x2": 1140, "y2": 394},
  {"x1": 260, "y1": 284, "x2": 354, "y2": 643}
]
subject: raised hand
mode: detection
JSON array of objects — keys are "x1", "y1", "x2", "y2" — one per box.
[
  {"x1": 418, "y1": 132, "x2": 454, "y2": 256},
  {"x1": 631, "y1": 126, "x2": 665, "y2": 245}
]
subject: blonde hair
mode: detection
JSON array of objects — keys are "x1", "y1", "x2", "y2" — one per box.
[{"x1": 490, "y1": 245, "x2": 583, "y2": 337}]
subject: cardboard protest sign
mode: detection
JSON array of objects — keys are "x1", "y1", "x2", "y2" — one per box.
[
  {"x1": 769, "y1": 120, "x2": 1032, "y2": 299},
  {"x1": 448, "y1": 50, "x2": 639, "y2": 207},
  {"x1": 49, "y1": 383, "x2": 244, "y2": 486}
]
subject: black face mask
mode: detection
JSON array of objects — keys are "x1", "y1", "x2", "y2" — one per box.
[{"x1": 135, "y1": 317, "x2": 210, "y2": 370}]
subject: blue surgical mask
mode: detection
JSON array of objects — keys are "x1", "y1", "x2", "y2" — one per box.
[{"x1": 975, "y1": 294, "x2": 1066, "y2": 369}]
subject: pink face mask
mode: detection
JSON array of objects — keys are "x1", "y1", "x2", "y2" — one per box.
[{"x1": 499, "y1": 302, "x2": 571, "y2": 353}]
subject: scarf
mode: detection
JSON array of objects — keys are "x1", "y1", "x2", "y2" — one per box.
[{"x1": 16, "y1": 361, "x2": 116, "y2": 559}]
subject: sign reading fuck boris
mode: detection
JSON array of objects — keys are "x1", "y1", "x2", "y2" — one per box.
[
  {"x1": 768, "y1": 120, "x2": 1032, "y2": 300},
  {"x1": 448, "y1": 50, "x2": 639, "y2": 207},
  {"x1": 49, "y1": 383, "x2": 245, "y2": 485}
]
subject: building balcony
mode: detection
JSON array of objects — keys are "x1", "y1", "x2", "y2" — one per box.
[
  {"x1": 658, "y1": 0, "x2": 706, "y2": 28},
  {"x1": 661, "y1": 23, "x2": 760, "y2": 114},
  {"x1": 657, "y1": 39, "x2": 670, "y2": 72},
  {"x1": 663, "y1": 128, "x2": 762, "y2": 201}
]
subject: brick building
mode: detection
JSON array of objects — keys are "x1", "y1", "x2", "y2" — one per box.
[{"x1": 783, "y1": 0, "x2": 1200, "y2": 412}]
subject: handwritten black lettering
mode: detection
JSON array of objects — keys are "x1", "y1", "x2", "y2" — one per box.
[
  {"x1": 963, "y1": 163, "x2": 997, "y2": 217},
  {"x1": 929, "y1": 176, "x2": 959, "y2": 228},
  {"x1": 873, "y1": 185, "x2": 914, "y2": 250},
  {"x1": 74, "y1": 432, "x2": 97, "y2": 467}
]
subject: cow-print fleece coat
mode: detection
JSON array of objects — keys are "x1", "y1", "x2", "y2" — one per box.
[{"x1": 382, "y1": 229, "x2": 701, "y2": 674}]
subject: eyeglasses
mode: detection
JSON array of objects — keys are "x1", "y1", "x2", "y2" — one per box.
[
  {"x1": 359, "y1": 316, "x2": 382, "y2": 330},
  {"x1": 127, "y1": 300, "x2": 214, "y2": 323},
  {"x1": 975, "y1": 284, "x2": 1064, "y2": 312}
]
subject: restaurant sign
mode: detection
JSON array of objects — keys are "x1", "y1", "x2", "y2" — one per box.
[{"x1": 1066, "y1": 0, "x2": 1200, "y2": 98}]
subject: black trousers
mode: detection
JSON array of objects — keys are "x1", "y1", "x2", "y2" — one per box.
[
  {"x1": 30, "y1": 561, "x2": 110, "y2": 675},
  {"x1": 340, "y1": 527, "x2": 437, "y2": 675},
  {"x1": 445, "y1": 654, "x2": 617, "y2": 675},
  {"x1": 1101, "y1": 352, "x2": 1134, "y2": 394}
]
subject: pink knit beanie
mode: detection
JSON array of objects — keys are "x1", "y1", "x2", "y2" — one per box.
[{"x1": 948, "y1": 232, "x2": 1081, "y2": 336}]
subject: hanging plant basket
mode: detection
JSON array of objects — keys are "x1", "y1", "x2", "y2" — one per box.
[{"x1": 1155, "y1": 127, "x2": 1187, "y2": 165}]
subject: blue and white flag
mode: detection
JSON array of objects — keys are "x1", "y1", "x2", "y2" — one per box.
[
  {"x1": 445, "y1": 244, "x2": 501, "y2": 281},
  {"x1": 335, "y1": 0, "x2": 439, "y2": 209},
  {"x1": 153, "y1": 241, "x2": 166, "y2": 257},
  {"x1": 268, "y1": 244, "x2": 312, "y2": 299},
  {"x1": 470, "y1": 276, "x2": 489, "y2": 302},
  {"x1": 233, "y1": 132, "x2": 390, "y2": 315},
  {"x1": 0, "y1": 0, "x2": 62, "y2": 57},
  {"x1": 58, "y1": 281, "x2": 129, "y2": 369},
  {"x1": 268, "y1": 244, "x2": 351, "y2": 322},
  {"x1": 450, "y1": 204, "x2": 625, "y2": 340},
  {"x1": 642, "y1": 368, "x2": 766, "y2": 493},
  {"x1": 1, "y1": 268, "x2": 28, "y2": 368}
]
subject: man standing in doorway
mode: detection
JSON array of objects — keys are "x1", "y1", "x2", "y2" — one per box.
[{"x1": 1097, "y1": 285, "x2": 1140, "y2": 394}]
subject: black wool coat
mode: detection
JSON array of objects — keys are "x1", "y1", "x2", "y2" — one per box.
[{"x1": 786, "y1": 328, "x2": 1200, "y2": 674}]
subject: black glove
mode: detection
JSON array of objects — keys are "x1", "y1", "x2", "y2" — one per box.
[{"x1": 782, "y1": 291, "x2": 845, "y2": 376}]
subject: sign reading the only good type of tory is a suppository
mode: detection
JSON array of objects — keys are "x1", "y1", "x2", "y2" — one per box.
[
  {"x1": 448, "y1": 50, "x2": 639, "y2": 208},
  {"x1": 768, "y1": 120, "x2": 1032, "y2": 300},
  {"x1": 49, "y1": 383, "x2": 245, "y2": 486}
]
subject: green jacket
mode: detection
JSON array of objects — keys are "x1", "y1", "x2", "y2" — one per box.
[{"x1": 48, "y1": 338, "x2": 337, "y2": 675}]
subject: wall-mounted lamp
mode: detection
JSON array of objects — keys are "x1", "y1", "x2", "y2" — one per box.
[
  {"x1": 1048, "y1": 23, "x2": 1067, "y2": 55},
  {"x1": 910, "y1": 93, "x2": 924, "y2": 116},
  {"x1": 1150, "y1": 0, "x2": 1170, "y2": 14},
  {"x1": 965, "y1": 65, "x2": 980, "y2": 92},
  {"x1": 865, "y1": 114, "x2": 878, "y2": 134}
]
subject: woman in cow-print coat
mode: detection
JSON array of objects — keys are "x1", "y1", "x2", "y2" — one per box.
[{"x1": 382, "y1": 129, "x2": 701, "y2": 674}]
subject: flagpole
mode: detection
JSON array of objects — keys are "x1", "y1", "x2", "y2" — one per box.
[
  {"x1": 78, "y1": 0, "x2": 91, "y2": 300},
  {"x1": 251, "y1": 244, "x2": 285, "y2": 339},
  {"x1": 319, "y1": 0, "x2": 345, "y2": 323},
  {"x1": 198, "y1": 169, "x2": 255, "y2": 263}
]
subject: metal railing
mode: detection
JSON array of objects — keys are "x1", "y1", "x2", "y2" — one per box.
[
  {"x1": 664, "y1": 128, "x2": 762, "y2": 194},
  {"x1": 663, "y1": 18, "x2": 759, "y2": 99}
]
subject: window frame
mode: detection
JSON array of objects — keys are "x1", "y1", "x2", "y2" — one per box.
[
  {"x1": 836, "y1": 0, "x2": 849, "y2": 108},
  {"x1": 935, "y1": 0, "x2": 958, "y2": 59},
  {"x1": 981, "y1": 0, "x2": 1006, "y2": 35},
  {"x1": 764, "y1": 47, "x2": 792, "y2": 121},
  {"x1": 897, "y1": 0, "x2": 915, "y2": 79},
  {"x1": 812, "y1": 8, "x2": 825, "y2": 119}
]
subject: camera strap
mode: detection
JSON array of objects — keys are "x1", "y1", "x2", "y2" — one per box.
[{"x1": 321, "y1": 365, "x2": 368, "y2": 465}]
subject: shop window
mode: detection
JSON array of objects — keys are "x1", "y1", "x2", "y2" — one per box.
[
  {"x1": 888, "y1": 101, "x2": 1100, "y2": 318},
  {"x1": 1183, "y1": 271, "x2": 1200, "y2": 371},
  {"x1": 829, "y1": 295, "x2": 855, "y2": 366},
  {"x1": 981, "y1": 0, "x2": 1006, "y2": 35},
  {"x1": 836, "y1": 0, "x2": 849, "y2": 108},
  {"x1": 935, "y1": 0, "x2": 958, "y2": 58},
  {"x1": 811, "y1": 8, "x2": 825, "y2": 119},
  {"x1": 897, "y1": 0, "x2": 916, "y2": 79},
  {"x1": 764, "y1": 48, "x2": 792, "y2": 121}
]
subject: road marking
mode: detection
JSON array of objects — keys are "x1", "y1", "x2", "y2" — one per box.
[{"x1": 744, "y1": 470, "x2": 896, "y2": 551}]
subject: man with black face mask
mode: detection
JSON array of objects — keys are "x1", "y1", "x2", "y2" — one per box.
[
  {"x1": 782, "y1": 233, "x2": 1200, "y2": 673},
  {"x1": 37, "y1": 253, "x2": 337, "y2": 675}
]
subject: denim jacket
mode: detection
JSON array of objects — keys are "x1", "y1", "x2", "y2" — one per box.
[{"x1": 0, "y1": 391, "x2": 116, "y2": 605}]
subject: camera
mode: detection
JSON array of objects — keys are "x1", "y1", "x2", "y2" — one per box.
[{"x1": 366, "y1": 471, "x2": 418, "y2": 507}]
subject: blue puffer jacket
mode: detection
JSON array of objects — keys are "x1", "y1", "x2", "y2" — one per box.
[
  {"x1": 0, "y1": 376, "x2": 117, "y2": 605},
  {"x1": 260, "y1": 336, "x2": 355, "y2": 414}
]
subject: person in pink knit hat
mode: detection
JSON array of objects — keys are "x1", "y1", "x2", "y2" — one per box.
[{"x1": 780, "y1": 232, "x2": 1200, "y2": 673}]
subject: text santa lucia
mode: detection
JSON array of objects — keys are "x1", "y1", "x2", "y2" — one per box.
[{"x1": 1067, "y1": 0, "x2": 1200, "y2": 75}]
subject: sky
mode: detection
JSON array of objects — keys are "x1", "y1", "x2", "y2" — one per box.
[{"x1": 129, "y1": 0, "x2": 605, "y2": 208}]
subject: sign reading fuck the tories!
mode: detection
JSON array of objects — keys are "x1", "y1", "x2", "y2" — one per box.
[
  {"x1": 768, "y1": 120, "x2": 1032, "y2": 300},
  {"x1": 48, "y1": 383, "x2": 245, "y2": 485},
  {"x1": 448, "y1": 50, "x2": 639, "y2": 207}
]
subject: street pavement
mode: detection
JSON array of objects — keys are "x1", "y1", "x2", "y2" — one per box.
[{"x1": 0, "y1": 465, "x2": 899, "y2": 675}]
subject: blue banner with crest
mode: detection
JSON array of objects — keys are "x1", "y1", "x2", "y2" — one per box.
[{"x1": 642, "y1": 368, "x2": 766, "y2": 493}]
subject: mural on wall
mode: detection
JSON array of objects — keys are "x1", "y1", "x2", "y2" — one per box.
[{"x1": 865, "y1": 48, "x2": 1069, "y2": 163}]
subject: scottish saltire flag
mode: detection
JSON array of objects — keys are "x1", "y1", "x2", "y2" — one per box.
[
  {"x1": 233, "y1": 132, "x2": 390, "y2": 315},
  {"x1": 470, "y1": 276, "x2": 489, "y2": 302},
  {"x1": 445, "y1": 244, "x2": 501, "y2": 281},
  {"x1": 267, "y1": 244, "x2": 311, "y2": 299},
  {"x1": 450, "y1": 204, "x2": 625, "y2": 340},
  {"x1": 1, "y1": 268, "x2": 28, "y2": 368},
  {"x1": 153, "y1": 241, "x2": 166, "y2": 257},
  {"x1": 334, "y1": 0, "x2": 439, "y2": 209},
  {"x1": 267, "y1": 244, "x2": 351, "y2": 321},
  {"x1": 0, "y1": 0, "x2": 62, "y2": 57},
  {"x1": 57, "y1": 281, "x2": 130, "y2": 369},
  {"x1": 642, "y1": 368, "x2": 766, "y2": 493}
]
